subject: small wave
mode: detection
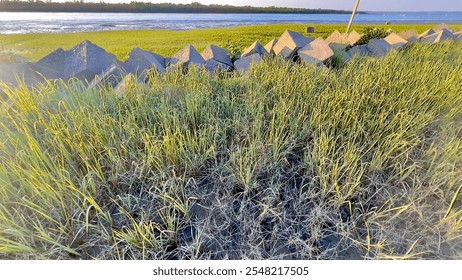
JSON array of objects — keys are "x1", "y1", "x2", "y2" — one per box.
[{"x1": 1, "y1": 12, "x2": 461, "y2": 34}]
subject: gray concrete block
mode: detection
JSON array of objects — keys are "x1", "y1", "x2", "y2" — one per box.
[
  {"x1": 201, "y1": 44, "x2": 233, "y2": 67},
  {"x1": 326, "y1": 30, "x2": 361, "y2": 46},
  {"x1": 241, "y1": 41, "x2": 268, "y2": 57},
  {"x1": 398, "y1": 29, "x2": 418, "y2": 42},
  {"x1": 435, "y1": 23, "x2": 453, "y2": 33},
  {"x1": 234, "y1": 53, "x2": 263, "y2": 73},
  {"x1": 421, "y1": 29, "x2": 456, "y2": 44},
  {"x1": 64, "y1": 40, "x2": 119, "y2": 82},
  {"x1": 205, "y1": 59, "x2": 233, "y2": 74},
  {"x1": 122, "y1": 48, "x2": 165, "y2": 75},
  {"x1": 366, "y1": 39, "x2": 393, "y2": 58},
  {"x1": 384, "y1": 33, "x2": 409, "y2": 49},
  {"x1": 34, "y1": 48, "x2": 66, "y2": 80},
  {"x1": 170, "y1": 44, "x2": 205, "y2": 68},
  {"x1": 325, "y1": 30, "x2": 345, "y2": 44},
  {"x1": 113, "y1": 73, "x2": 137, "y2": 98},
  {"x1": 420, "y1": 29, "x2": 436, "y2": 38},
  {"x1": 306, "y1": 26, "x2": 315, "y2": 33},
  {"x1": 89, "y1": 63, "x2": 127, "y2": 89},
  {"x1": 328, "y1": 42, "x2": 349, "y2": 52},
  {"x1": 0, "y1": 63, "x2": 46, "y2": 87},
  {"x1": 347, "y1": 45, "x2": 370, "y2": 58},
  {"x1": 264, "y1": 39, "x2": 278, "y2": 55},
  {"x1": 347, "y1": 31, "x2": 362, "y2": 45},
  {"x1": 298, "y1": 38, "x2": 334, "y2": 64},
  {"x1": 273, "y1": 30, "x2": 314, "y2": 59}
]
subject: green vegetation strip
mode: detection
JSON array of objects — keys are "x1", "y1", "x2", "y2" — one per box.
[
  {"x1": 1, "y1": 41, "x2": 462, "y2": 259},
  {"x1": 1, "y1": 24, "x2": 461, "y2": 61}
]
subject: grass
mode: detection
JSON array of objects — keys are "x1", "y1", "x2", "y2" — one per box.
[
  {"x1": 1, "y1": 36, "x2": 462, "y2": 259},
  {"x1": 1, "y1": 23, "x2": 461, "y2": 61}
]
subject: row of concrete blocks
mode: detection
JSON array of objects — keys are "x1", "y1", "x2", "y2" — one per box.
[
  {"x1": 337, "y1": 26, "x2": 462, "y2": 61},
  {"x1": 1, "y1": 24, "x2": 461, "y2": 93},
  {"x1": 241, "y1": 23, "x2": 462, "y2": 66},
  {"x1": 91, "y1": 25, "x2": 462, "y2": 91}
]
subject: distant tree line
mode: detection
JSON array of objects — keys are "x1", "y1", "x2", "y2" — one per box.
[{"x1": 0, "y1": 1, "x2": 359, "y2": 14}]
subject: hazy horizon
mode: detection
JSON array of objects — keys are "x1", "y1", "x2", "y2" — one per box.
[{"x1": 70, "y1": 0, "x2": 462, "y2": 12}]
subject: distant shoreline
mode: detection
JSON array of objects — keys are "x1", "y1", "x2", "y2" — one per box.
[{"x1": 0, "y1": 2, "x2": 361, "y2": 14}]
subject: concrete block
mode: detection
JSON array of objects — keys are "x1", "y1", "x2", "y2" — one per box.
[
  {"x1": 89, "y1": 63, "x2": 127, "y2": 89},
  {"x1": 205, "y1": 59, "x2": 233, "y2": 74},
  {"x1": 64, "y1": 40, "x2": 119, "y2": 82},
  {"x1": 384, "y1": 33, "x2": 409, "y2": 49},
  {"x1": 435, "y1": 23, "x2": 453, "y2": 32},
  {"x1": 347, "y1": 45, "x2": 369, "y2": 58},
  {"x1": 241, "y1": 41, "x2": 268, "y2": 57},
  {"x1": 201, "y1": 44, "x2": 233, "y2": 67},
  {"x1": 0, "y1": 63, "x2": 45, "y2": 87},
  {"x1": 421, "y1": 29, "x2": 456, "y2": 44},
  {"x1": 398, "y1": 29, "x2": 419, "y2": 42},
  {"x1": 420, "y1": 29, "x2": 436, "y2": 38},
  {"x1": 122, "y1": 48, "x2": 165, "y2": 75},
  {"x1": 34, "y1": 48, "x2": 66, "y2": 80},
  {"x1": 347, "y1": 30, "x2": 362, "y2": 45},
  {"x1": 298, "y1": 38, "x2": 334, "y2": 64},
  {"x1": 306, "y1": 26, "x2": 315, "y2": 33},
  {"x1": 170, "y1": 44, "x2": 205, "y2": 68},
  {"x1": 366, "y1": 39, "x2": 393, "y2": 58},
  {"x1": 234, "y1": 53, "x2": 263, "y2": 73},
  {"x1": 264, "y1": 39, "x2": 278, "y2": 55},
  {"x1": 273, "y1": 30, "x2": 314, "y2": 59}
]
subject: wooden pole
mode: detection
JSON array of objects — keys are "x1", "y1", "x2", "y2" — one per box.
[{"x1": 346, "y1": 0, "x2": 361, "y2": 33}]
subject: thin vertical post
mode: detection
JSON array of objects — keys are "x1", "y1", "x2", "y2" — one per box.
[{"x1": 346, "y1": 0, "x2": 361, "y2": 33}]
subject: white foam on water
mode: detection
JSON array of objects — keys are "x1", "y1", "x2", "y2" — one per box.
[{"x1": 0, "y1": 12, "x2": 461, "y2": 34}]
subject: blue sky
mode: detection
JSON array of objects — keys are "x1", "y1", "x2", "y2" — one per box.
[{"x1": 100, "y1": 1, "x2": 462, "y2": 12}]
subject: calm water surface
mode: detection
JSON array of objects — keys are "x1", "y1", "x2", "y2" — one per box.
[{"x1": 1, "y1": 12, "x2": 461, "y2": 34}]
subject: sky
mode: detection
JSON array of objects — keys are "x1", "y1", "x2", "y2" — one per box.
[{"x1": 99, "y1": 0, "x2": 462, "y2": 12}]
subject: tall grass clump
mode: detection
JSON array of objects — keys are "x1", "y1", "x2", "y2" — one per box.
[{"x1": 1, "y1": 41, "x2": 462, "y2": 260}]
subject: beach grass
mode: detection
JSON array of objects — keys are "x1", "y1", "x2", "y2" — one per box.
[
  {"x1": 1, "y1": 39, "x2": 462, "y2": 259},
  {"x1": 1, "y1": 23, "x2": 461, "y2": 61}
]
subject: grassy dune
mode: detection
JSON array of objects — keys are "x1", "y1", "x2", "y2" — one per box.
[
  {"x1": 1, "y1": 23, "x2": 461, "y2": 61},
  {"x1": 1, "y1": 39, "x2": 462, "y2": 259}
]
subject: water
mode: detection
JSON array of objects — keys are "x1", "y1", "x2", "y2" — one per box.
[{"x1": 1, "y1": 12, "x2": 462, "y2": 34}]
